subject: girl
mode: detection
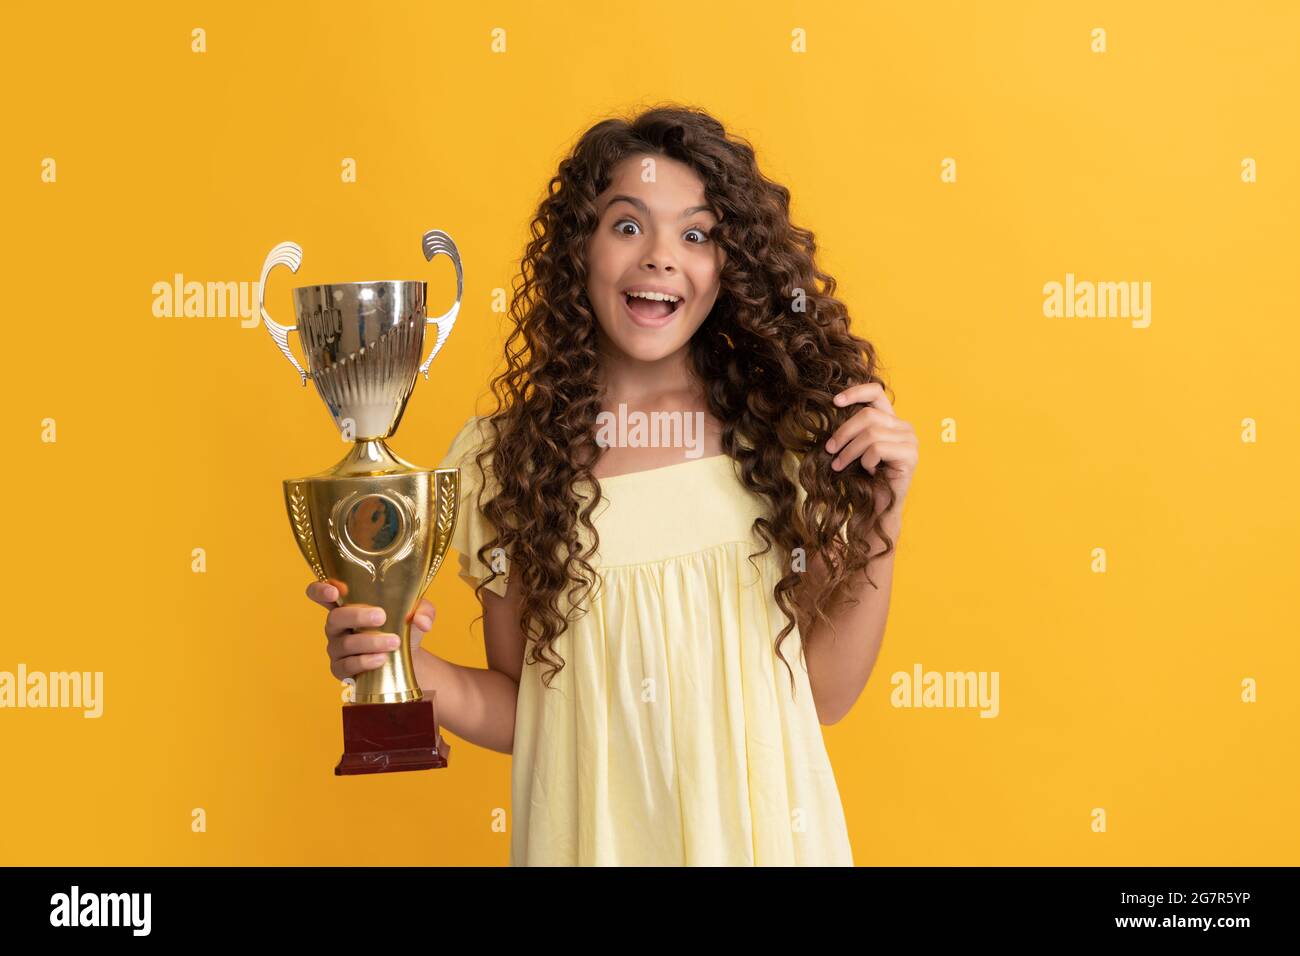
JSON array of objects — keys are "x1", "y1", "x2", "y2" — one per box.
[{"x1": 307, "y1": 105, "x2": 918, "y2": 866}]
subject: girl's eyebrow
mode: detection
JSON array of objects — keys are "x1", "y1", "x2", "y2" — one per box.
[{"x1": 605, "y1": 194, "x2": 716, "y2": 219}]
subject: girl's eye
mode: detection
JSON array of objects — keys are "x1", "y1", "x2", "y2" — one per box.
[{"x1": 614, "y1": 219, "x2": 711, "y2": 244}]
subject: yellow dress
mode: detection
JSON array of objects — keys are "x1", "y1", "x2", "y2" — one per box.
[{"x1": 437, "y1": 415, "x2": 854, "y2": 866}]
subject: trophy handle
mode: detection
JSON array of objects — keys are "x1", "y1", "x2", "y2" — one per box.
[
  {"x1": 259, "y1": 241, "x2": 308, "y2": 386},
  {"x1": 417, "y1": 229, "x2": 463, "y2": 381}
]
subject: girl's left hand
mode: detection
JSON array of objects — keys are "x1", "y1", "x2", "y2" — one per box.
[{"x1": 825, "y1": 382, "x2": 918, "y2": 511}]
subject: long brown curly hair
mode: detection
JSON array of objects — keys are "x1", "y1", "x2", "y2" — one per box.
[{"x1": 467, "y1": 102, "x2": 897, "y2": 696}]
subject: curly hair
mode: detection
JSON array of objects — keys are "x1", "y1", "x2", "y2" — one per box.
[{"x1": 467, "y1": 102, "x2": 897, "y2": 696}]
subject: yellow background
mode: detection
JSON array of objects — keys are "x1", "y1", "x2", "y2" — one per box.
[{"x1": 1, "y1": 1, "x2": 1295, "y2": 865}]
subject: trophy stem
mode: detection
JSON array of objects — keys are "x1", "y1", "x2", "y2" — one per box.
[{"x1": 326, "y1": 438, "x2": 422, "y2": 478}]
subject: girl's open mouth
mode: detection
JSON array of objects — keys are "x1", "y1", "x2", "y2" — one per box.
[{"x1": 623, "y1": 292, "x2": 683, "y2": 328}]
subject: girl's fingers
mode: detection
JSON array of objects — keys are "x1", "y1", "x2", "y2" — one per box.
[
  {"x1": 832, "y1": 382, "x2": 884, "y2": 408},
  {"x1": 330, "y1": 631, "x2": 401, "y2": 662},
  {"x1": 832, "y1": 382, "x2": 895, "y2": 420},
  {"x1": 307, "y1": 579, "x2": 349, "y2": 605},
  {"x1": 832, "y1": 429, "x2": 879, "y2": 471},
  {"x1": 330, "y1": 653, "x2": 391, "y2": 680},
  {"x1": 869, "y1": 390, "x2": 894, "y2": 417},
  {"x1": 826, "y1": 406, "x2": 895, "y2": 454},
  {"x1": 325, "y1": 604, "x2": 386, "y2": 641},
  {"x1": 861, "y1": 441, "x2": 916, "y2": 477},
  {"x1": 306, "y1": 581, "x2": 339, "y2": 606},
  {"x1": 410, "y1": 600, "x2": 436, "y2": 652},
  {"x1": 407, "y1": 598, "x2": 436, "y2": 634},
  {"x1": 832, "y1": 427, "x2": 913, "y2": 472}
]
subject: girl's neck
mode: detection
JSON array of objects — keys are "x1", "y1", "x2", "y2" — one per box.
[{"x1": 597, "y1": 339, "x2": 702, "y2": 409}]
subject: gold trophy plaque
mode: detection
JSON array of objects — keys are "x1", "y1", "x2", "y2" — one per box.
[{"x1": 257, "y1": 230, "x2": 463, "y2": 775}]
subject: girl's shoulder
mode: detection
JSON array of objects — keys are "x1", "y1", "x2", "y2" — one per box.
[{"x1": 438, "y1": 414, "x2": 493, "y2": 470}]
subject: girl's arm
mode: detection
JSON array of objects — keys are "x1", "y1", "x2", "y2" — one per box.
[
  {"x1": 801, "y1": 509, "x2": 901, "y2": 726},
  {"x1": 412, "y1": 581, "x2": 526, "y2": 755},
  {"x1": 803, "y1": 381, "x2": 917, "y2": 724}
]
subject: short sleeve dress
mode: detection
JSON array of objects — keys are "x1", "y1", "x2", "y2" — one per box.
[{"x1": 437, "y1": 415, "x2": 854, "y2": 866}]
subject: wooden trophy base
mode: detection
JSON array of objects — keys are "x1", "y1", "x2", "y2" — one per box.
[{"x1": 334, "y1": 696, "x2": 451, "y2": 776}]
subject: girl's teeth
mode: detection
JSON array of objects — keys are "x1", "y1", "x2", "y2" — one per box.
[{"x1": 627, "y1": 291, "x2": 679, "y2": 302}]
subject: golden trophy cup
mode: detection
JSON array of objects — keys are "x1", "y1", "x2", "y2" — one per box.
[{"x1": 257, "y1": 230, "x2": 463, "y2": 775}]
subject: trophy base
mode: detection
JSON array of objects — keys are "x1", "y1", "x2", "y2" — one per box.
[{"x1": 334, "y1": 697, "x2": 451, "y2": 776}]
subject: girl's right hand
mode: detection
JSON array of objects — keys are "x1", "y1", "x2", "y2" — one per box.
[{"x1": 305, "y1": 580, "x2": 436, "y2": 681}]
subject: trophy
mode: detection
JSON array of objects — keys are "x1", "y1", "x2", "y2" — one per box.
[{"x1": 257, "y1": 229, "x2": 463, "y2": 776}]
